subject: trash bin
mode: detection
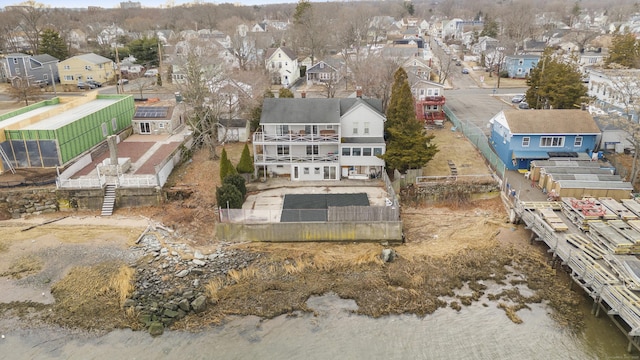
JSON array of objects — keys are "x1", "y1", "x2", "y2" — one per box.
[{"x1": 175, "y1": 92, "x2": 183, "y2": 103}]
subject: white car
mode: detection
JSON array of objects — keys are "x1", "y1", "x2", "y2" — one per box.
[
  {"x1": 117, "y1": 79, "x2": 129, "y2": 85},
  {"x1": 511, "y1": 94, "x2": 525, "y2": 103}
]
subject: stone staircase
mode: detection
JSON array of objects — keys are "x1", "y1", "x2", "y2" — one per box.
[{"x1": 101, "y1": 184, "x2": 116, "y2": 216}]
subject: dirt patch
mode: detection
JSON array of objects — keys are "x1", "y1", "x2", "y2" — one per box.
[{"x1": 423, "y1": 123, "x2": 492, "y2": 177}]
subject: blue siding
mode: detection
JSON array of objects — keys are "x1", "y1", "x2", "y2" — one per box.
[
  {"x1": 505, "y1": 56, "x2": 540, "y2": 79},
  {"x1": 490, "y1": 127, "x2": 598, "y2": 170}
]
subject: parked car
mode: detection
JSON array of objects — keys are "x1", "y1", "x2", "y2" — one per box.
[
  {"x1": 32, "y1": 80, "x2": 48, "y2": 88},
  {"x1": 86, "y1": 80, "x2": 102, "y2": 88},
  {"x1": 461, "y1": 68, "x2": 470, "y2": 74},
  {"x1": 455, "y1": 61, "x2": 462, "y2": 66},
  {"x1": 77, "y1": 81, "x2": 96, "y2": 90},
  {"x1": 518, "y1": 102, "x2": 530, "y2": 109},
  {"x1": 117, "y1": 78, "x2": 129, "y2": 85},
  {"x1": 511, "y1": 94, "x2": 525, "y2": 103},
  {"x1": 144, "y1": 69, "x2": 159, "y2": 77}
]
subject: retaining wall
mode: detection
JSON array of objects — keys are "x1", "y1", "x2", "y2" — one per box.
[
  {"x1": 0, "y1": 188, "x2": 58, "y2": 219},
  {"x1": 216, "y1": 221, "x2": 403, "y2": 242}
]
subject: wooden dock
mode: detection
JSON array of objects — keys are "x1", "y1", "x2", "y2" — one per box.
[{"x1": 513, "y1": 196, "x2": 640, "y2": 352}]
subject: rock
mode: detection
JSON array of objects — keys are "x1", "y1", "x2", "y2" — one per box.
[
  {"x1": 178, "y1": 298, "x2": 190, "y2": 312},
  {"x1": 123, "y1": 299, "x2": 136, "y2": 308},
  {"x1": 163, "y1": 309, "x2": 179, "y2": 318},
  {"x1": 148, "y1": 322, "x2": 164, "y2": 337},
  {"x1": 160, "y1": 248, "x2": 169, "y2": 255},
  {"x1": 191, "y1": 295, "x2": 207, "y2": 313},
  {"x1": 175, "y1": 269, "x2": 190, "y2": 278},
  {"x1": 194, "y1": 250, "x2": 205, "y2": 259},
  {"x1": 191, "y1": 268, "x2": 204, "y2": 275},
  {"x1": 381, "y1": 248, "x2": 396, "y2": 263},
  {"x1": 192, "y1": 259, "x2": 206, "y2": 267},
  {"x1": 192, "y1": 279, "x2": 200, "y2": 287}
]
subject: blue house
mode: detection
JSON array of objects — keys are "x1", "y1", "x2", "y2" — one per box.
[
  {"x1": 489, "y1": 109, "x2": 601, "y2": 171},
  {"x1": 504, "y1": 55, "x2": 540, "y2": 79}
]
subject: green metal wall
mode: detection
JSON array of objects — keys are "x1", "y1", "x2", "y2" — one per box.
[
  {"x1": 5, "y1": 95, "x2": 134, "y2": 165},
  {"x1": 0, "y1": 98, "x2": 60, "y2": 124}
]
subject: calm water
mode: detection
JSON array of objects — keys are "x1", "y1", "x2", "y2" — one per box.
[{"x1": 1, "y1": 292, "x2": 639, "y2": 360}]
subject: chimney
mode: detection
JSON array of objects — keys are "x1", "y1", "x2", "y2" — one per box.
[
  {"x1": 356, "y1": 86, "x2": 362, "y2": 98},
  {"x1": 301, "y1": 91, "x2": 306, "y2": 98}
]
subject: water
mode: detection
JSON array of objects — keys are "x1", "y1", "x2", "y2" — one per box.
[{"x1": 1, "y1": 293, "x2": 638, "y2": 359}]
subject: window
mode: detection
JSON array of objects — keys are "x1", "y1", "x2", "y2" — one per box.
[
  {"x1": 363, "y1": 148, "x2": 372, "y2": 156},
  {"x1": 306, "y1": 145, "x2": 318, "y2": 155},
  {"x1": 277, "y1": 125, "x2": 289, "y2": 136},
  {"x1": 352, "y1": 148, "x2": 361, "y2": 156},
  {"x1": 85, "y1": 65, "x2": 92, "y2": 70},
  {"x1": 540, "y1": 136, "x2": 565, "y2": 147},
  {"x1": 111, "y1": 118, "x2": 117, "y2": 131},
  {"x1": 12, "y1": 58, "x2": 18, "y2": 64},
  {"x1": 574, "y1": 136, "x2": 583, "y2": 147},
  {"x1": 101, "y1": 123, "x2": 108, "y2": 137},
  {"x1": 314, "y1": 167, "x2": 320, "y2": 174},
  {"x1": 64, "y1": 75, "x2": 74, "y2": 81},
  {"x1": 352, "y1": 122, "x2": 358, "y2": 135},
  {"x1": 522, "y1": 137, "x2": 530, "y2": 147},
  {"x1": 364, "y1": 122, "x2": 370, "y2": 135},
  {"x1": 304, "y1": 167, "x2": 309, "y2": 175},
  {"x1": 159, "y1": 122, "x2": 165, "y2": 129},
  {"x1": 342, "y1": 147, "x2": 350, "y2": 156},
  {"x1": 277, "y1": 145, "x2": 290, "y2": 155},
  {"x1": 64, "y1": 65, "x2": 70, "y2": 70},
  {"x1": 15, "y1": 68, "x2": 20, "y2": 75},
  {"x1": 373, "y1": 148, "x2": 383, "y2": 156}
]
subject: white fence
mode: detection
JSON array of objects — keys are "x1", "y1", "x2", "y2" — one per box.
[{"x1": 117, "y1": 174, "x2": 158, "y2": 188}]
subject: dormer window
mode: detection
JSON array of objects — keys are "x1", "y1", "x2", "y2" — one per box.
[{"x1": 278, "y1": 53, "x2": 281, "y2": 58}]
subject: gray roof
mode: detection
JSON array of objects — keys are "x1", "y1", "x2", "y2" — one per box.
[
  {"x1": 504, "y1": 109, "x2": 600, "y2": 134},
  {"x1": 32, "y1": 54, "x2": 58, "y2": 63},
  {"x1": 261, "y1": 98, "x2": 384, "y2": 124},
  {"x1": 261, "y1": 98, "x2": 341, "y2": 124},
  {"x1": 74, "y1": 53, "x2": 112, "y2": 65}
]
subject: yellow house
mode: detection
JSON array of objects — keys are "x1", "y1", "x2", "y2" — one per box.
[{"x1": 58, "y1": 53, "x2": 115, "y2": 85}]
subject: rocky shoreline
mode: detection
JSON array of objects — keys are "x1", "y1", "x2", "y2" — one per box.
[{"x1": 127, "y1": 228, "x2": 259, "y2": 335}]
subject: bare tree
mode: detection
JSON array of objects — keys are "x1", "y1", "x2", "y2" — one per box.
[
  {"x1": 10, "y1": 1, "x2": 49, "y2": 54},
  {"x1": 8, "y1": 76, "x2": 42, "y2": 106},
  {"x1": 219, "y1": 17, "x2": 257, "y2": 71},
  {"x1": 175, "y1": 40, "x2": 228, "y2": 159},
  {"x1": 352, "y1": 54, "x2": 399, "y2": 111}
]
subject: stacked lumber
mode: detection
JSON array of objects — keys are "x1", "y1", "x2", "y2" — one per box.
[
  {"x1": 600, "y1": 197, "x2": 639, "y2": 221},
  {"x1": 520, "y1": 201, "x2": 562, "y2": 211},
  {"x1": 588, "y1": 221, "x2": 638, "y2": 255},
  {"x1": 561, "y1": 197, "x2": 618, "y2": 231},
  {"x1": 566, "y1": 233, "x2": 607, "y2": 260},
  {"x1": 538, "y1": 208, "x2": 568, "y2": 231},
  {"x1": 622, "y1": 199, "x2": 640, "y2": 218}
]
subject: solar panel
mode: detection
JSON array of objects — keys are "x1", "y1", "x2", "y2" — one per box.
[{"x1": 134, "y1": 106, "x2": 170, "y2": 119}]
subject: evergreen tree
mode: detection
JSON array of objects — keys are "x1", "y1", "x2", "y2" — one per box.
[
  {"x1": 223, "y1": 173, "x2": 247, "y2": 198},
  {"x1": 216, "y1": 183, "x2": 243, "y2": 209},
  {"x1": 382, "y1": 67, "x2": 438, "y2": 173},
  {"x1": 526, "y1": 48, "x2": 587, "y2": 109},
  {"x1": 278, "y1": 87, "x2": 294, "y2": 98},
  {"x1": 606, "y1": 33, "x2": 640, "y2": 68},
  {"x1": 128, "y1": 37, "x2": 159, "y2": 67},
  {"x1": 250, "y1": 89, "x2": 275, "y2": 131},
  {"x1": 219, "y1": 148, "x2": 230, "y2": 181},
  {"x1": 236, "y1": 143, "x2": 254, "y2": 174},
  {"x1": 479, "y1": 17, "x2": 499, "y2": 38},
  {"x1": 39, "y1": 29, "x2": 69, "y2": 60}
]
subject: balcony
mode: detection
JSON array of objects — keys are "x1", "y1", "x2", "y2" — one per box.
[
  {"x1": 254, "y1": 153, "x2": 339, "y2": 164},
  {"x1": 253, "y1": 131, "x2": 339, "y2": 144},
  {"x1": 416, "y1": 95, "x2": 446, "y2": 105}
]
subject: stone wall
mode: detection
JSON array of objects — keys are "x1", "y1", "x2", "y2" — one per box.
[
  {"x1": 0, "y1": 186, "x2": 165, "y2": 219},
  {"x1": 400, "y1": 181, "x2": 501, "y2": 205},
  {"x1": 0, "y1": 188, "x2": 59, "y2": 219}
]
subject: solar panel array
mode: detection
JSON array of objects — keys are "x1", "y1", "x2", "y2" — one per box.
[{"x1": 134, "y1": 106, "x2": 169, "y2": 119}]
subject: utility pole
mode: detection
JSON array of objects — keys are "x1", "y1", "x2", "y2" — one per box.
[
  {"x1": 49, "y1": 64, "x2": 57, "y2": 96},
  {"x1": 115, "y1": 46, "x2": 123, "y2": 94}
]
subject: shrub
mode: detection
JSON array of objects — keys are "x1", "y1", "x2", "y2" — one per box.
[
  {"x1": 216, "y1": 183, "x2": 243, "y2": 209},
  {"x1": 236, "y1": 144, "x2": 254, "y2": 174},
  {"x1": 223, "y1": 173, "x2": 247, "y2": 197}
]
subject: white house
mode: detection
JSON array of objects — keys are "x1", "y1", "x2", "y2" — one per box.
[
  {"x1": 265, "y1": 46, "x2": 299, "y2": 87},
  {"x1": 253, "y1": 97, "x2": 386, "y2": 181},
  {"x1": 588, "y1": 68, "x2": 640, "y2": 120}
]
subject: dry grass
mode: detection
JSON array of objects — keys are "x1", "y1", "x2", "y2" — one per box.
[
  {"x1": 2, "y1": 255, "x2": 43, "y2": 279},
  {"x1": 49, "y1": 261, "x2": 136, "y2": 330},
  {"x1": 3, "y1": 225, "x2": 141, "y2": 245},
  {"x1": 423, "y1": 124, "x2": 492, "y2": 177}
]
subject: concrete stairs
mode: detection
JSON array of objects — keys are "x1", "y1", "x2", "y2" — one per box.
[{"x1": 101, "y1": 184, "x2": 116, "y2": 216}]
